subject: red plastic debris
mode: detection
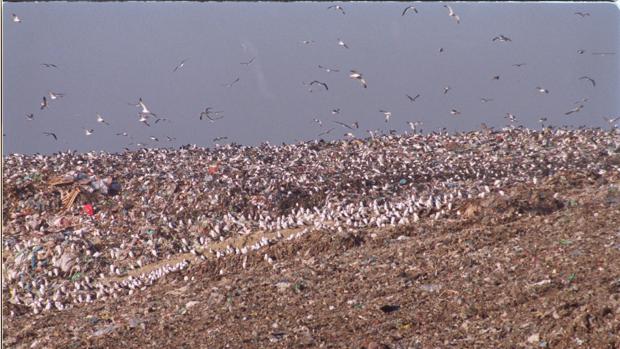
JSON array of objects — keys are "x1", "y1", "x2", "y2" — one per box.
[{"x1": 83, "y1": 204, "x2": 94, "y2": 216}]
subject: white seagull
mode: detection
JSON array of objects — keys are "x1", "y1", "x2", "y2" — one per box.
[
  {"x1": 49, "y1": 91, "x2": 64, "y2": 100},
  {"x1": 444, "y1": 5, "x2": 460, "y2": 24},
  {"x1": 565, "y1": 105, "x2": 584, "y2": 115},
  {"x1": 379, "y1": 110, "x2": 392, "y2": 123},
  {"x1": 172, "y1": 58, "x2": 188, "y2": 72},
  {"x1": 349, "y1": 70, "x2": 367, "y2": 88},
  {"x1": 96, "y1": 113, "x2": 110, "y2": 125},
  {"x1": 536, "y1": 86, "x2": 549, "y2": 94},
  {"x1": 450, "y1": 109, "x2": 461, "y2": 116},
  {"x1": 83, "y1": 128, "x2": 94, "y2": 136},
  {"x1": 40, "y1": 97, "x2": 48, "y2": 110},
  {"x1": 12, "y1": 14, "x2": 21, "y2": 23},
  {"x1": 337, "y1": 39, "x2": 349, "y2": 49},
  {"x1": 327, "y1": 5, "x2": 345, "y2": 15},
  {"x1": 492, "y1": 34, "x2": 512, "y2": 42},
  {"x1": 25, "y1": 113, "x2": 34, "y2": 121}
]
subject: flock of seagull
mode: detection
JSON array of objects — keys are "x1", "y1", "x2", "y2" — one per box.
[{"x1": 8, "y1": 4, "x2": 619, "y2": 152}]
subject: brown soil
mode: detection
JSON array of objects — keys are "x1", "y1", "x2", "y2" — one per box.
[{"x1": 3, "y1": 173, "x2": 620, "y2": 348}]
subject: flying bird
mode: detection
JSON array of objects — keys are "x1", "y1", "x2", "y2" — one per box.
[
  {"x1": 579, "y1": 76, "x2": 596, "y2": 87},
  {"x1": 574, "y1": 12, "x2": 590, "y2": 17},
  {"x1": 444, "y1": 5, "x2": 460, "y2": 24},
  {"x1": 132, "y1": 98, "x2": 157, "y2": 117},
  {"x1": 407, "y1": 121, "x2": 422, "y2": 132},
  {"x1": 12, "y1": 14, "x2": 21, "y2": 23},
  {"x1": 402, "y1": 6, "x2": 418, "y2": 16},
  {"x1": 337, "y1": 39, "x2": 349, "y2": 49},
  {"x1": 318, "y1": 65, "x2": 340, "y2": 73},
  {"x1": 83, "y1": 128, "x2": 94, "y2": 136},
  {"x1": 379, "y1": 110, "x2": 392, "y2": 123},
  {"x1": 450, "y1": 109, "x2": 461, "y2": 116},
  {"x1": 512, "y1": 63, "x2": 527, "y2": 67},
  {"x1": 166, "y1": 136, "x2": 176, "y2": 142},
  {"x1": 536, "y1": 86, "x2": 549, "y2": 94},
  {"x1": 40, "y1": 97, "x2": 48, "y2": 110},
  {"x1": 318, "y1": 127, "x2": 335, "y2": 137},
  {"x1": 602, "y1": 116, "x2": 620, "y2": 125},
  {"x1": 406, "y1": 94, "x2": 420, "y2": 102},
  {"x1": 154, "y1": 117, "x2": 171, "y2": 124},
  {"x1": 327, "y1": 5, "x2": 345, "y2": 15},
  {"x1": 25, "y1": 113, "x2": 34, "y2": 121},
  {"x1": 331, "y1": 108, "x2": 341, "y2": 115},
  {"x1": 240, "y1": 57, "x2": 256, "y2": 65},
  {"x1": 492, "y1": 75, "x2": 500, "y2": 80},
  {"x1": 480, "y1": 97, "x2": 494, "y2": 103},
  {"x1": 200, "y1": 107, "x2": 224, "y2": 121},
  {"x1": 172, "y1": 58, "x2": 188, "y2": 72},
  {"x1": 313, "y1": 118, "x2": 323, "y2": 127},
  {"x1": 443, "y1": 86, "x2": 451, "y2": 94},
  {"x1": 306, "y1": 80, "x2": 329, "y2": 91},
  {"x1": 138, "y1": 114, "x2": 151, "y2": 127},
  {"x1": 213, "y1": 136, "x2": 228, "y2": 142},
  {"x1": 349, "y1": 70, "x2": 367, "y2": 88},
  {"x1": 222, "y1": 77, "x2": 240, "y2": 87},
  {"x1": 116, "y1": 132, "x2": 129, "y2": 137},
  {"x1": 439, "y1": 47, "x2": 445, "y2": 53},
  {"x1": 505, "y1": 113, "x2": 517, "y2": 122},
  {"x1": 333, "y1": 121, "x2": 355, "y2": 130},
  {"x1": 43, "y1": 132, "x2": 57, "y2": 140},
  {"x1": 41, "y1": 63, "x2": 58, "y2": 69},
  {"x1": 149, "y1": 136, "x2": 159, "y2": 142},
  {"x1": 300, "y1": 40, "x2": 316, "y2": 45},
  {"x1": 492, "y1": 34, "x2": 512, "y2": 42},
  {"x1": 96, "y1": 113, "x2": 110, "y2": 125},
  {"x1": 565, "y1": 105, "x2": 584, "y2": 115},
  {"x1": 577, "y1": 49, "x2": 586, "y2": 54},
  {"x1": 48, "y1": 92, "x2": 64, "y2": 100}
]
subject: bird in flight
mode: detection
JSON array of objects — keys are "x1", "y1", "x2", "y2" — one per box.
[
  {"x1": 25, "y1": 113, "x2": 34, "y2": 121},
  {"x1": 138, "y1": 114, "x2": 151, "y2": 127},
  {"x1": 331, "y1": 108, "x2": 341, "y2": 115},
  {"x1": 200, "y1": 107, "x2": 224, "y2": 121},
  {"x1": 43, "y1": 132, "x2": 57, "y2": 140},
  {"x1": 512, "y1": 63, "x2": 527, "y2": 67},
  {"x1": 379, "y1": 110, "x2": 392, "y2": 123},
  {"x1": 480, "y1": 97, "x2": 494, "y2": 103},
  {"x1": 492, "y1": 75, "x2": 500, "y2": 80},
  {"x1": 327, "y1": 5, "x2": 345, "y2": 15},
  {"x1": 313, "y1": 118, "x2": 323, "y2": 127},
  {"x1": 166, "y1": 136, "x2": 176, "y2": 142},
  {"x1": 444, "y1": 5, "x2": 460, "y2": 24},
  {"x1": 213, "y1": 136, "x2": 228, "y2": 142},
  {"x1": 577, "y1": 49, "x2": 586, "y2": 54},
  {"x1": 349, "y1": 70, "x2": 367, "y2": 88},
  {"x1": 12, "y1": 14, "x2": 21, "y2": 23},
  {"x1": 49, "y1": 92, "x2": 64, "y2": 100},
  {"x1": 492, "y1": 34, "x2": 512, "y2": 42},
  {"x1": 318, "y1": 65, "x2": 340, "y2": 73},
  {"x1": 333, "y1": 121, "x2": 355, "y2": 130},
  {"x1": 402, "y1": 6, "x2": 418, "y2": 16},
  {"x1": 172, "y1": 58, "x2": 188, "y2": 72},
  {"x1": 83, "y1": 128, "x2": 94, "y2": 136},
  {"x1": 565, "y1": 105, "x2": 584, "y2": 115},
  {"x1": 337, "y1": 39, "x2": 349, "y2": 49},
  {"x1": 240, "y1": 57, "x2": 256, "y2": 65},
  {"x1": 602, "y1": 116, "x2": 619, "y2": 125},
  {"x1": 579, "y1": 76, "x2": 596, "y2": 87},
  {"x1": 131, "y1": 98, "x2": 157, "y2": 117},
  {"x1": 407, "y1": 121, "x2": 423, "y2": 132},
  {"x1": 41, "y1": 63, "x2": 58, "y2": 69},
  {"x1": 40, "y1": 97, "x2": 48, "y2": 110},
  {"x1": 149, "y1": 136, "x2": 159, "y2": 142},
  {"x1": 406, "y1": 94, "x2": 420, "y2": 103},
  {"x1": 536, "y1": 86, "x2": 549, "y2": 94},
  {"x1": 450, "y1": 109, "x2": 461, "y2": 116},
  {"x1": 154, "y1": 117, "x2": 171, "y2": 124},
  {"x1": 305, "y1": 80, "x2": 329, "y2": 91},
  {"x1": 439, "y1": 47, "x2": 445, "y2": 53},
  {"x1": 300, "y1": 40, "x2": 316, "y2": 45},
  {"x1": 116, "y1": 132, "x2": 129, "y2": 137},
  {"x1": 222, "y1": 77, "x2": 240, "y2": 87},
  {"x1": 318, "y1": 127, "x2": 335, "y2": 137},
  {"x1": 574, "y1": 12, "x2": 590, "y2": 17},
  {"x1": 96, "y1": 113, "x2": 110, "y2": 125},
  {"x1": 505, "y1": 113, "x2": 517, "y2": 122},
  {"x1": 443, "y1": 86, "x2": 451, "y2": 95}
]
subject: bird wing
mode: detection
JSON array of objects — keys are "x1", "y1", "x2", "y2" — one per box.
[{"x1": 334, "y1": 121, "x2": 353, "y2": 129}]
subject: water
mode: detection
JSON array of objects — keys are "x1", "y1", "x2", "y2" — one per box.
[{"x1": 2, "y1": 2, "x2": 619, "y2": 155}]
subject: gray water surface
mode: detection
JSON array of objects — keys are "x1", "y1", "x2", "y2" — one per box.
[{"x1": 2, "y1": 2, "x2": 619, "y2": 155}]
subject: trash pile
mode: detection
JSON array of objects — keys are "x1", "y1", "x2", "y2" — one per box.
[{"x1": 2, "y1": 127, "x2": 620, "y2": 316}]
